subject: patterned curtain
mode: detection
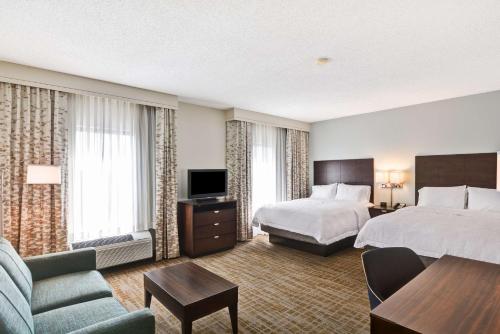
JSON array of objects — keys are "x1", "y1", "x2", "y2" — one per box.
[
  {"x1": 286, "y1": 129, "x2": 309, "y2": 200},
  {"x1": 154, "y1": 107, "x2": 179, "y2": 260},
  {"x1": 0, "y1": 82, "x2": 69, "y2": 256},
  {"x1": 226, "y1": 120, "x2": 253, "y2": 241}
]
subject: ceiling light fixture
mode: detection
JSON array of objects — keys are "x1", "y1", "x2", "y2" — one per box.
[{"x1": 316, "y1": 57, "x2": 331, "y2": 65}]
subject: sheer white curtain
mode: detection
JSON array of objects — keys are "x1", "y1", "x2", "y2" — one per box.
[
  {"x1": 251, "y1": 124, "x2": 287, "y2": 234},
  {"x1": 68, "y1": 95, "x2": 154, "y2": 242},
  {"x1": 252, "y1": 124, "x2": 277, "y2": 215},
  {"x1": 276, "y1": 128, "x2": 287, "y2": 202}
]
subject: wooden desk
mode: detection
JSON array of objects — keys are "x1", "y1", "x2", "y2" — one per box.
[
  {"x1": 144, "y1": 262, "x2": 238, "y2": 334},
  {"x1": 370, "y1": 255, "x2": 500, "y2": 334}
]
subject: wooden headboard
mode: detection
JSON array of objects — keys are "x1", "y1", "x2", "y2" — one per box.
[
  {"x1": 415, "y1": 153, "x2": 497, "y2": 202},
  {"x1": 313, "y1": 158, "x2": 374, "y2": 203}
]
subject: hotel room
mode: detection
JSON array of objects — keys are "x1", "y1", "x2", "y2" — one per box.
[{"x1": 0, "y1": 1, "x2": 499, "y2": 333}]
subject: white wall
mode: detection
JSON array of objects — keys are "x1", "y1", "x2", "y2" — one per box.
[
  {"x1": 176, "y1": 102, "x2": 227, "y2": 198},
  {"x1": 310, "y1": 90, "x2": 500, "y2": 205}
]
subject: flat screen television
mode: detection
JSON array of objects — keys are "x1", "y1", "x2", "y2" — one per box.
[{"x1": 188, "y1": 169, "x2": 228, "y2": 199}]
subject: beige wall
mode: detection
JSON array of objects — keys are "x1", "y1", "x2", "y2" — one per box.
[
  {"x1": 176, "y1": 102, "x2": 227, "y2": 198},
  {"x1": 310, "y1": 90, "x2": 500, "y2": 205}
]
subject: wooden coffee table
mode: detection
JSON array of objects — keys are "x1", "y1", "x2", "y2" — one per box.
[{"x1": 144, "y1": 262, "x2": 238, "y2": 334}]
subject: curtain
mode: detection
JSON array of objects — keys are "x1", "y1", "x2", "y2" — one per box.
[
  {"x1": 68, "y1": 95, "x2": 155, "y2": 242},
  {"x1": 0, "y1": 82, "x2": 69, "y2": 256},
  {"x1": 251, "y1": 124, "x2": 288, "y2": 235},
  {"x1": 226, "y1": 120, "x2": 253, "y2": 241},
  {"x1": 276, "y1": 128, "x2": 287, "y2": 202},
  {"x1": 252, "y1": 124, "x2": 277, "y2": 216},
  {"x1": 154, "y1": 108, "x2": 179, "y2": 260},
  {"x1": 286, "y1": 129, "x2": 309, "y2": 200}
]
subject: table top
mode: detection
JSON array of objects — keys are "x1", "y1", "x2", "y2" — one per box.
[
  {"x1": 371, "y1": 255, "x2": 500, "y2": 334},
  {"x1": 370, "y1": 205, "x2": 396, "y2": 211},
  {"x1": 144, "y1": 262, "x2": 238, "y2": 306}
]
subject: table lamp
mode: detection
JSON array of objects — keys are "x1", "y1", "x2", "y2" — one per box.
[{"x1": 377, "y1": 170, "x2": 404, "y2": 207}]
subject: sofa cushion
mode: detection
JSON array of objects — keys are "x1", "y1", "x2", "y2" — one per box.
[
  {"x1": 33, "y1": 297, "x2": 127, "y2": 334},
  {"x1": 0, "y1": 266, "x2": 34, "y2": 334},
  {"x1": 0, "y1": 237, "x2": 33, "y2": 304},
  {"x1": 31, "y1": 270, "x2": 113, "y2": 314}
]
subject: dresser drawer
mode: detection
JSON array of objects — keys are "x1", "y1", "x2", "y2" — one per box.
[
  {"x1": 194, "y1": 208, "x2": 236, "y2": 226},
  {"x1": 194, "y1": 233, "x2": 236, "y2": 255},
  {"x1": 194, "y1": 220, "x2": 236, "y2": 239}
]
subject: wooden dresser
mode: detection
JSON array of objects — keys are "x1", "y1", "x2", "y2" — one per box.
[{"x1": 178, "y1": 199, "x2": 237, "y2": 258}]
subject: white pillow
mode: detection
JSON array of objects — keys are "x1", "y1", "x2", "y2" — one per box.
[
  {"x1": 310, "y1": 184, "x2": 338, "y2": 200},
  {"x1": 417, "y1": 185, "x2": 467, "y2": 209},
  {"x1": 335, "y1": 184, "x2": 371, "y2": 203},
  {"x1": 467, "y1": 187, "x2": 500, "y2": 212}
]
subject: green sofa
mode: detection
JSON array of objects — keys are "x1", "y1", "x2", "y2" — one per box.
[{"x1": 0, "y1": 237, "x2": 155, "y2": 334}]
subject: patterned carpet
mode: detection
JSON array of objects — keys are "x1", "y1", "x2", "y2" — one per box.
[{"x1": 102, "y1": 235, "x2": 370, "y2": 333}]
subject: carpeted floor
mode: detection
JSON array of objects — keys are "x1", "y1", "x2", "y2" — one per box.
[{"x1": 102, "y1": 235, "x2": 370, "y2": 333}]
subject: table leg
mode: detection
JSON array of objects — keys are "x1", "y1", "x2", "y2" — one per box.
[
  {"x1": 229, "y1": 303, "x2": 238, "y2": 334},
  {"x1": 144, "y1": 289, "x2": 152, "y2": 308},
  {"x1": 181, "y1": 319, "x2": 192, "y2": 334}
]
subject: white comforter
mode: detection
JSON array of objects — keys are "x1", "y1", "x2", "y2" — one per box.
[
  {"x1": 355, "y1": 206, "x2": 500, "y2": 264},
  {"x1": 252, "y1": 199, "x2": 370, "y2": 245}
]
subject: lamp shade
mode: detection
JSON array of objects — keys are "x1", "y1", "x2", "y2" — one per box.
[
  {"x1": 389, "y1": 171, "x2": 404, "y2": 185},
  {"x1": 375, "y1": 171, "x2": 389, "y2": 183},
  {"x1": 26, "y1": 165, "x2": 61, "y2": 185}
]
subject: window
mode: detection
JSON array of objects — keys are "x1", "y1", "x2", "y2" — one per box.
[{"x1": 68, "y1": 95, "x2": 154, "y2": 242}]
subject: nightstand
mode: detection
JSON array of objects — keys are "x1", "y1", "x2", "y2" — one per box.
[{"x1": 369, "y1": 205, "x2": 397, "y2": 218}]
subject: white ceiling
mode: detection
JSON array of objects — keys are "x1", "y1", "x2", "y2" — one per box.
[{"x1": 1, "y1": 1, "x2": 500, "y2": 122}]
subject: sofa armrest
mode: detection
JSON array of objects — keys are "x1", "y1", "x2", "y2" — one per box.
[
  {"x1": 68, "y1": 309, "x2": 155, "y2": 334},
  {"x1": 24, "y1": 248, "x2": 97, "y2": 281}
]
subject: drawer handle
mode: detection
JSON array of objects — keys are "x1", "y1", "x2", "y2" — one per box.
[
  {"x1": 213, "y1": 223, "x2": 220, "y2": 226},
  {"x1": 214, "y1": 235, "x2": 220, "y2": 239},
  {"x1": 213, "y1": 210, "x2": 220, "y2": 214}
]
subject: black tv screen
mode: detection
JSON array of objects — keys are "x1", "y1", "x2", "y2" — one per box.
[{"x1": 188, "y1": 169, "x2": 227, "y2": 199}]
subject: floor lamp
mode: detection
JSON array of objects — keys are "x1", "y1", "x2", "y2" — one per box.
[
  {"x1": 0, "y1": 165, "x2": 61, "y2": 238},
  {"x1": 26, "y1": 164, "x2": 62, "y2": 230}
]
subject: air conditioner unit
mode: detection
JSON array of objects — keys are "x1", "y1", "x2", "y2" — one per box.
[{"x1": 71, "y1": 230, "x2": 154, "y2": 269}]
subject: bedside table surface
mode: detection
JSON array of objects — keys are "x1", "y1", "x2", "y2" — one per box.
[{"x1": 371, "y1": 205, "x2": 396, "y2": 211}]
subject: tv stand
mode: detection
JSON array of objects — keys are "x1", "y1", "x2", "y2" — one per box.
[
  {"x1": 178, "y1": 198, "x2": 237, "y2": 257},
  {"x1": 191, "y1": 197, "x2": 225, "y2": 204}
]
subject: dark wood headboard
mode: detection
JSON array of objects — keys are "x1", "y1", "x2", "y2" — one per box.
[
  {"x1": 313, "y1": 158, "x2": 374, "y2": 203},
  {"x1": 415, "y1": 153, "x2": 497, "y2": 202}
]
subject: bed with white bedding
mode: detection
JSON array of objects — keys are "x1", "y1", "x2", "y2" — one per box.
[
  {"x1": 256, "y1": 158, "x2": 374, "y2": 255},
  {"x1": 253, "y1": 198, "x2": 371, "y2": 245},
  {"x1": 355, "y1": 153, "x2": 500, "y2": 264},
  {"x1": 355, "y1": 203, "x2": 500, "y2": 264}
]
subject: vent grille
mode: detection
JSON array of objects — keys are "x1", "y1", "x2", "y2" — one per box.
[{"x1": 73, "y1": 231, "x2": 153, "y2": 269}]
